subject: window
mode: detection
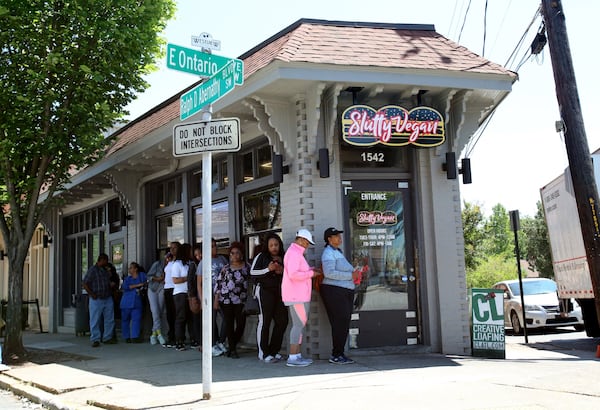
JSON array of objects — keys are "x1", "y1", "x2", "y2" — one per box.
[
  {"x1": 190, "y1": 158, "x2": 228, "y2": 198},
  {"x1": 157, "y1": 212, "x2": 184, "y2": 249},
  {"x1": 242, "y1": 188, "x2": 281, "y2": 235},
  {"x1": 238, "y1": 139, "x2": 274, "y2": 184},
  {"x1": 154, "y1": 176, "x2": 182, "y2": 208},
  {"x1": 195, "y1": 201, "x2": 230, "y2": 248}
]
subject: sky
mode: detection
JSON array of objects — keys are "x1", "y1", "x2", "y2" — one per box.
[{"x1": 125, "y1": 0, "x2": 600, "y2": 218}]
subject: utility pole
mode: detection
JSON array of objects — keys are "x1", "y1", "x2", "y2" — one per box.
[{"x1": 541, "y1": 0, "x2": 600, "y2": 329}]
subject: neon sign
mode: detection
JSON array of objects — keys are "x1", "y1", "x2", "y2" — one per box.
[{"x1": 342, "y1": 105, "x2": 445, "y2": 147}]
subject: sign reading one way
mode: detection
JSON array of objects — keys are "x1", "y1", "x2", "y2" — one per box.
[{"x1": 173, "y1": 118, "x2": 240, "y2": 157}]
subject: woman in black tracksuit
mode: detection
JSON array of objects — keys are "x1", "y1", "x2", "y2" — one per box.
[{"x1": 250, "y1": 233, "x2": 289, "y2": 362}]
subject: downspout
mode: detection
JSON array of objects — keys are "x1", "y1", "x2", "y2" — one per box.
[{"x1": 135, "y1": 159, "x2": 180, "y2": 261}]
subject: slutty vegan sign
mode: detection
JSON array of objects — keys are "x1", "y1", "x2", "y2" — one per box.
[{"x1": 341, "y1": 105, "x2": 445, "y2": 147}]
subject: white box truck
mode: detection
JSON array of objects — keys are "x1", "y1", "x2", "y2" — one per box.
[{"x1": 540, "y1": 157, "x2": 600, "y2": 337}]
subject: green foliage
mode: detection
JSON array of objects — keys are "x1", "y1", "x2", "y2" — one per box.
[
  {"x1": 0, "y1": 0, "x2": 175, "y2": 357},
  {"x1": 522, "y1": 201, "x2": 554, "y2": 278},
  {"x1": 482, "y1": 203, "x2": 511, "y2": 256},
  {"x1": 462, "y1": 200, "x2": 485, "y2": 271},
  {"x1": 466, "y1": 254, "x2": 518, "y2": 289}
]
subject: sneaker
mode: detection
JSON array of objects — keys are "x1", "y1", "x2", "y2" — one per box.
[
  {"x1": 150, "y1": 335, "x2": 158, "y2": 345},
  {"x1": 329, "y1": 354, "x2": 355, "y2": 364},
  {"x1": 212, "y1": 344, "x2": 224, "y2": 357},
  {"x1": 176, "y1": 344, "x2": 186, "y2": 351},
  {"x1": 263, "y1": 355, "x2": 276, "y2": 363},
  {"x1": 92, "y1": 341, "x2": 100, "y2": 348},
  {"x1": 157, "y1": 334, "x2": 166, "y2": 345},
  {"x1": 274, "y1": 353, "x2": 283, "y2": 361},
  {"x1": 190, "y1": 341, "x2": 201, "y2": 350},
  {"x1": 165, "y1": 340, "x2": 175, "y2": 348},
  {"x1": 286, "y1": 356, "x2": 312, "y2": 367},
  {"x1": 217, "y1": 342, "x2": 227, "y2": 353},
  {"x1": 103, "y1": 337, "x2": 118, "y2": 344}
]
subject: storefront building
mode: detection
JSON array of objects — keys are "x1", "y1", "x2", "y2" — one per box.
[{"x1": 43, "y1": 19, "x2": 516, "y2": 356}]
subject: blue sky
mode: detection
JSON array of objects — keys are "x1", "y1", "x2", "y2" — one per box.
[{"x1": 126, "y1": 0, "x2": 600, "y2": 217}]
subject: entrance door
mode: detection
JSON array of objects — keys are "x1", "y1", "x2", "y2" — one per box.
[{"x1": 343, "y1": 180, "x2": 418, "y2": 348}]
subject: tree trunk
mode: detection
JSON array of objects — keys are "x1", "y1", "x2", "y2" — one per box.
[{"x1": 3, "y1": 242, "x2": 28, "y2": 363}]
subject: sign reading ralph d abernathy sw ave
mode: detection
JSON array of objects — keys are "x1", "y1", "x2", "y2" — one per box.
[{"x1": 173, "y1": 118, "x2": 240, "y2": 157}]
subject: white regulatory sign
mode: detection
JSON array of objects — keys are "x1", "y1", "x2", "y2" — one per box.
[{"x1": 173, "y1": 118, "x2": 240, "y2": 157}]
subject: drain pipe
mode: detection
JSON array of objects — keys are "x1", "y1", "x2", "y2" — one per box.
[{"x1": 135, "y1": 158, "x2": 180, "y2": 262}]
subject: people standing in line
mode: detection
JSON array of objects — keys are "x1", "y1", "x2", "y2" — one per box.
[
  {"x1": 163, "y1": 242, "x2": 179, "y2": 348},
  {"x1": 282, "y1": 229, "x2": 322, "y2": 367},
  {"x1": 146, "y1": 251, "x2": 168, "y2": 345},
  {"x1": 120, "y1": 262, "x2": 147, "y2": 343},
  {"x1": 82, "y1": 253, "x2": 117, "y2": 347},
  {"x1": 320, "y1": 227, "x2": 360, "y2": 364},
  {"x1": 187, "y1": 243, "x2": 202, "y2": 350},
  {"x1": 171, "y1": 243, "x2": 191, "y2": 351},
  {"x1": 250, "y1": 233, "x2": 288, "y2": 363},
  {"x1": 203, "y1": 238, "x2": 229, "y2": 357},
  {"x1": 214, "y1": 241, "x2": 250, "y2": 359}
]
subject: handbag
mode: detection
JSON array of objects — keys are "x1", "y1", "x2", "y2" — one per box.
[
  {"x1": 243, "y1": 284, "x2": 259, "y2": 316},
  {"x1": 188, "y1": 296, "x2": 201, "y2": 314}
]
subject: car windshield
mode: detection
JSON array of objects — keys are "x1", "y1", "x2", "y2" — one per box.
[{"x1": 508, "y1": 280, "x2": 556, "y2": 296}]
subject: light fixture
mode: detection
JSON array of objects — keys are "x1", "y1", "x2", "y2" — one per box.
[
  {"x1": 317, "y1": 148, "x2": 330, "y2": 178},
  {"x1": 0, "y1": 250, "x2": 4, "y2": 260},
  {"x1": 460, "y1": 158, "x2": 472, "y2": 184},
  {"x1": 43, "y1": 235, "x2": 52, "y2": 248},
  {"x1": 272, "y1": 154, "x2": 289, "y2": 184},
  {"x1": 442, "y1": 152, "x2": 457, "y2": 180}
]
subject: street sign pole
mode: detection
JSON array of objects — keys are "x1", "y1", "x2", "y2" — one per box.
[{"x1": 201, "y1": 117, "x2": 212, "y2": 398}]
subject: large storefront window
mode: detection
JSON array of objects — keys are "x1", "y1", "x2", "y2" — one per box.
[
  {"x1": 157, "y1": 212, "x2": 184, "y2": 248},
  {"x1": 195, "y1": 201, "x2": 229, "y2": 248},
  {"x1": 242, "y1": 187, "x2": 281, "y2": 258}
]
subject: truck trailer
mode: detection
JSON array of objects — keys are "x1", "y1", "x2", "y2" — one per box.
[{"x1": 540, "y1": 158, "x2": 600, "y2": 337}]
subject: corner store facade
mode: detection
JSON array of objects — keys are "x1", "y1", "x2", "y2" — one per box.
[{"x1": 36, "y1": 19, "x2": 516, "y2": 357}]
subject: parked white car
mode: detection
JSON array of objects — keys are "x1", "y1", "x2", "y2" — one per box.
[{"x1": 492, "y1": 278, "x2": 584, "y2": 334}]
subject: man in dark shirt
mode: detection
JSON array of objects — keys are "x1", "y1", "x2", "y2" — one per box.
[{"x1": 83, "y1": 253, "x2": 117, "y2": 347}]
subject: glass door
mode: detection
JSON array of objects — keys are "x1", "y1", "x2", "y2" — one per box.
[{"x1": 343, "y1": 180, "x2": 418, "y2": 348}]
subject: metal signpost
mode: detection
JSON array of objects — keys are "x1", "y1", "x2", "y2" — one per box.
[{"x1": 167, "y1": 35, "x2": 243, "y2": 400}]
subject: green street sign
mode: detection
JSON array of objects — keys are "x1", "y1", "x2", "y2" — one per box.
[
  {"x1": 180, "y1": 59, "x2": 239, "y2": 120},
  {"x1": 166, "y1": 43, "x2": 243, "y2": 85}
]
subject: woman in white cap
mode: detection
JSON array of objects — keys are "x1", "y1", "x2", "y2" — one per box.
[
  {"x1": 281, "y1": 228, "x2": 322, "y2": 367},
  {"x1": 320, "y1": 227, "x2": 361, "y2": 364}
]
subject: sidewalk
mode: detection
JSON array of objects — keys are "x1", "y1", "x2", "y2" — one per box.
[{"x1": 0, "y1": 331, "x2": 599, "y2": 410}]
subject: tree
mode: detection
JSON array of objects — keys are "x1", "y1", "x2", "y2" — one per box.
[
  {"x1": 0, "y1": 0, "x2": 175, "y2": 361},
  {"x1": 482, "y1": 203, "x2": 511, "y2": 256},
  {"x1": 522, "y1": 201, "x2": 554, "y2": 278},
  {"x1": 461, "y1": 201, "x2": 485, "y2": 271}
]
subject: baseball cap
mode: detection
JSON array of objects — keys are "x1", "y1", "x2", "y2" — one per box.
[
  {"x1": 324, "y1": 227, "x2": 343, "y2": 242},
  {"x1": 296, "y1": 228, "x2": 315, "y2": 245}
]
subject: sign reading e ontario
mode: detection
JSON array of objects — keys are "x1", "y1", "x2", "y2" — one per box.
[
  {"x1": 341, "y1": 105, "x2": 445, "y2": 147},
  {"x1": 173, "y1": 118, "x2": 240, "y2": 157}
]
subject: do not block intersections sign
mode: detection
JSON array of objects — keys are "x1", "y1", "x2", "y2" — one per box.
[{"x1": 173, "y1": 118, "x2": 240, "y2": 157}]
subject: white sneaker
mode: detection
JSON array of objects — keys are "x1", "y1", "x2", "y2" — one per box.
[
  {"x1": 264, "y1": 355, "x2": 275, "y2": 363},
  {"x1": 157, "y1": 334, "x2": 166, "y2": 345},
  {"x1": 286, "y1": 356, "x2": 312, "y2": 367},
  {"x1": 217, "y1": 342, "x2": 227, "y2": 353},
  {"x1": 212, "y1": 344, "x2": 224, "y2": 357},
  {"x1": 274, "y1": 353, "x2": 283, "y2": 361},
  {"x1": 150, "y1": 335, "x2": 158, "y2": 345}
]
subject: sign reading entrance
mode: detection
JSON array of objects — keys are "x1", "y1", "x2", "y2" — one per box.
[
  {"x1": 471, "y1": 288, "x2": 505, "y2": 359},
  {"x1": 341, "y1": 105, "x2": 445, "y2": 147},
  {"x1": 173, "y1": 118, "x2": 240, "y2": 157}
]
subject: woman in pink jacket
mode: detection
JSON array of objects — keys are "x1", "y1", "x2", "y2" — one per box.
[{"x1": 282, "y1": 229, "x2": 322, "y2": 367}]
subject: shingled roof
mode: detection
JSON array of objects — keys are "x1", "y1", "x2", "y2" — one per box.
[{"x1": 108, "y1": 18, "x2": 515, "y2": 156}]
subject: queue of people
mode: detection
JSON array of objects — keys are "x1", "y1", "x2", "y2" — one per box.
[{"x1": 82, "y1": 226, "x2": 360, "y2": 366}]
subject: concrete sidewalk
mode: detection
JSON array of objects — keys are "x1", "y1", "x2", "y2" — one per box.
[{"x1": 0, "y1": 331, "x2": 599, "y2": 409}]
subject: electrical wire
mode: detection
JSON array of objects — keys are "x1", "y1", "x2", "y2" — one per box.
[
  {"x1": 488, "y1": 0, "x2": 513, "y2": 58},
  {"x1": 447, "y1": 0, "x2": 461, "y2": 38},
  {"x1": 482, "y1": 0, "x2": 488, "y2": 56},
  {"x1": 457, "y1": 0, "x2": 473, "y2": 44}
]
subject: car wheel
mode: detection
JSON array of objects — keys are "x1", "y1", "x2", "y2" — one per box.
[{"x1": 511, "y1": 311, "x2": 522, "y2": 335}]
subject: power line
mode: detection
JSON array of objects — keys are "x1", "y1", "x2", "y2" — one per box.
[
  {"x1": 482, "y1": 0, "x2": 488, "y2": 56},
  {"x1": 457, "y1": 0, "x2": 473, "y2": 44}
]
